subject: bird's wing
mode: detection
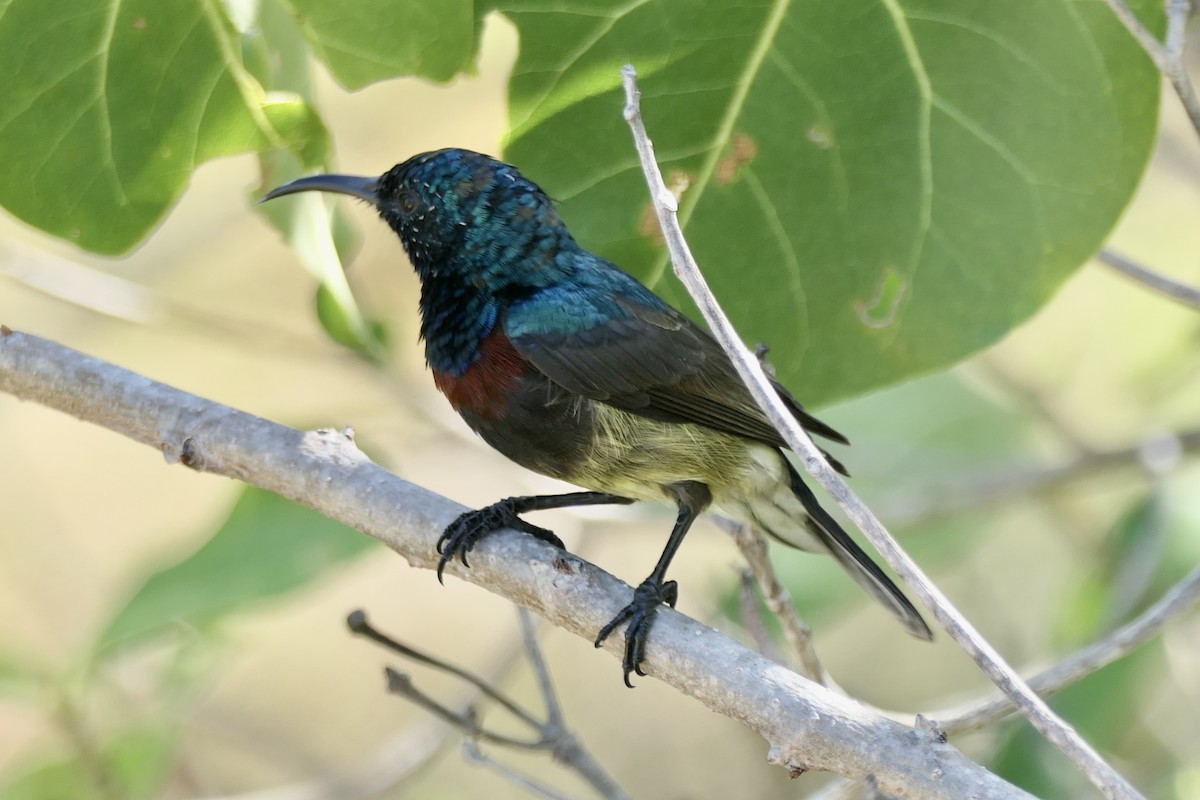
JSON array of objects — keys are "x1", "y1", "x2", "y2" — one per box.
[{"x1": 502, "y1": 265, "x2": 847, "y2": 453}]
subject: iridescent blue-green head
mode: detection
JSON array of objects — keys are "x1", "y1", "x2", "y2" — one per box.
[{"x1": 263, "y1": 148, "x2": 580, "y2": 290}]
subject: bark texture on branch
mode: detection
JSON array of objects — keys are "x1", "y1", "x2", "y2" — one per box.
[{"x1": 0, "y1": 327, "x2": 1033, "y2": 799}]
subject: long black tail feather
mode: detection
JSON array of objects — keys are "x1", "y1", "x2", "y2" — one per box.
[{"x1": 782, "y1": 460, "x2": 933, "y2": 641}]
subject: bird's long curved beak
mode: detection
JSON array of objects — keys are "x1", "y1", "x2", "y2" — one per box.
[{"x1": 261, "y1": 174, "x2": 379, "y2": 204}]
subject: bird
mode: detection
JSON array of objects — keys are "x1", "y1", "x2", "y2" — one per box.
[{"x1": 263, "y1": 148, "x2": 932, "y2": 686}]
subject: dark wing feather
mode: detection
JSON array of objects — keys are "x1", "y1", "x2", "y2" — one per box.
[{"x1": 503, "y1": 268, "x2": 847, "y2": 460}]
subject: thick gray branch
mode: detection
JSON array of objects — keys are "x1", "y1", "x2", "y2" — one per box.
[{"x1": 0, "y1": 327, "x2": 1031, "y2": 799}]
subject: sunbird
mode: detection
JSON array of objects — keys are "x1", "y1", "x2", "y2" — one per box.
[{"x1": 265, "y1": 148, "x2": 931, "y2": 685}]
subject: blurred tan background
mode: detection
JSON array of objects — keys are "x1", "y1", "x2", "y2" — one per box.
[{"x1": 2, "y1": 14, "x2": 1200, "y2": 799}]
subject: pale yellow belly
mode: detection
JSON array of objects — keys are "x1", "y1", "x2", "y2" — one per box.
[{"x1": 561, "y1": 403, "x2": 785, "y2": 504}]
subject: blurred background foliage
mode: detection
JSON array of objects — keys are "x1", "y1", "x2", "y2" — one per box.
[{"x1": 1, "y1": 1, "x2": 1198, "y2": 798}]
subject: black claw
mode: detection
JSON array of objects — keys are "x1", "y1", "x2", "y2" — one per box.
[
  {"x1": 435, "y1": 550, "x2": 454, "y2": 585},
  {"x1": 594, "y1": 607, "x2": 632, "y2": 649},
  {"x1": 435, "y1": 499, "x2": 565, "y2": 583},
  {"x1": 594, "y1": 578, "x2": 677, "y2": 687}
]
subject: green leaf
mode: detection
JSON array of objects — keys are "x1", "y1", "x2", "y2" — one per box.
[
  {"x1": 257, "y1": 164, "x2": 381, "y2": 356},
  {"x1": 1063, "y1": 480, "x2": 1200, "y2": 642},
  {"x1": 105, "y1": 727, "x2": 177, "y2": 800},
  {"x1": 314, "y1": 283, "x2": 388, "y2": 359},
  {"x1": 241, "y1": 0, "x2": 375, "y2": 357},
  {"x1": 278, "y1": 0, "x2": 477, "y2": 88},
  {"x1": 0, "y1": 756, "x2": 99, "y2": 800},
  {"x1": 1098, "y1": 491, "x2": 1166, "y2": 626},
  {"x1": 0, "y1": 648, "x2": 40, "y2": 704},
  {"x1": 0, "y1": 727, "x2": 175, "y2": 800},
  {"x1": 498, "y1": 0, "x2": 1162, "y2": 404},
  {"x1": 0, "y1": 0, "x2": 325, "y2": 254},
  {"x1": 98, "y1": 487, "x2": 376, "y2": 649},
  {"x1": 242, "y1": 0, "x2": 319, "y2": 100}
]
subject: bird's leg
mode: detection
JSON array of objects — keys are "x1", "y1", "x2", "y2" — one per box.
[
  {"x1": 595, "y1": 481, "x2": 712, "y2": 687},
  {"x1": 437, "y1": 491, "x2": 633, "y2": 582}
]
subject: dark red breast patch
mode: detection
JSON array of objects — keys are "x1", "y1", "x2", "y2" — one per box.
[{"x1": 432, "y1": 327, "x2": 529, "y2": 420}]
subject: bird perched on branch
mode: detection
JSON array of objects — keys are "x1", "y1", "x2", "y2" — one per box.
[{"x1": 264, "y1": 148, "x2": 931, "y2": 685}]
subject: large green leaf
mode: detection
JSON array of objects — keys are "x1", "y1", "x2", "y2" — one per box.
[
  {"x1": 277, "y1": 0, "x2": 476, "y2": 88},
  {"x1": 0, "y1": 0, "x2": 327, "y2": 254},
  {"x1": 498, "y1": 0, "x2": 1162, "y2": 403},
  {"x1": 98, "y1": 487, "x2": 376, "y2": 649},
  {"x1": 242, "y1": 0, "x2": 381, "y2": 357},
  {"x1": 0, "y1": 0, "x2": 1162, "y2": 402}
]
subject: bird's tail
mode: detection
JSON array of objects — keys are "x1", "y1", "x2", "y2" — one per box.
[{"x1": 748, "y1": 459, "x2": 933, "y2": 641}]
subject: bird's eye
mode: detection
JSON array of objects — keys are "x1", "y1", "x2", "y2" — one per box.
[{"x1": 400, "y1": 189, "x2": 419, "y2": 214}]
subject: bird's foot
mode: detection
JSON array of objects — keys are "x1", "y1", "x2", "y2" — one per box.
[
  {"x1": 594, "y1": 577, "x2": 679, "y2": 687},
  {"x1": 436, "y1": 498, "x2": 564, "y2": 583}
]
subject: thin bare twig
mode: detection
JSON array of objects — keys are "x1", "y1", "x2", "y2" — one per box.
[
  {"x1": 517, "y1": 611, "x2": 629, "y2": 800},
  {"x1": 976, "y1": 358, "x2": 1097, "y2": 455},
  {"x1": 710, "y1": 516, "x2": 830, "y2": 685},
  {"x1": 736, "y1": 570, "x2": 787, "y2": 664},
  {"x1": 884, "y1": 428, "x2": 1200, "y2": 528},
  {"x1": 348, "y1": 610, "x2": 540, "y2": 727},
  {"x1": 519, "y1": 609, "x2": 566, "y2": 728},
  {"x1": 1104, "y1": 0, "x2": 1200, "y2": 134},
  {"x1": 811, "y1": 560, "x2": 1200, "y2": 800},
  {"x1": 1096, "y1": 248, "x2": 1200, "y2": 311},
  {"x1": 461, "y1": 740, "x2": 577, "y2": 800},
  {"x1": 1160, "y1": 0, "x2": 1200, "y2": 134},
  {"x1": 936, "y1": 563, "x2": 1200, "y2": 734},
  {"x1": 382, "y1": 669, "x2": 546, "y2": 750},
  {"x1": 349, "y1": 610, "x2": 630, "y2": 799},
  {"x1": 1104, "y1": 0, "x2": 1171, "y2": 65},
  {"x1": 620, "y1": 64, "x2": 1142, "y2": 800},
  {"x1": 197, "y1": 622, "x2": 530, "y2": 800}
]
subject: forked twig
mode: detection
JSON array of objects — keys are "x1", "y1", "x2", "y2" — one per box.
[
  {"x1": 711, "y1": 515, "x2": 830, "y2": 684},
  {"x1": 348, "y1": 609, "x2": 629, "y2": 799}
]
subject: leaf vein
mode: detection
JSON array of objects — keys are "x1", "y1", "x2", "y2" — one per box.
[
  {"x1": 507, "y1": 0, "x2": 655, "y2": 134},
  {"x1": 96, "y1": 0, "x2": 128, "y2": 205},
  {"x1": 742, "y1": 167, "x2": 809, "y2": 362},
  {"x1": 876, "y1": 0, "x2": 934, "y2": 339},
  {"x1": 645, "y1": 0, "x2": 794, "y2": 288}
]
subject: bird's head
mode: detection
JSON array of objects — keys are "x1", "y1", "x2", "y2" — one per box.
[{"x1": 263, "y1": 148, "x2": 579, "y2": 289}]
